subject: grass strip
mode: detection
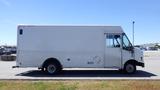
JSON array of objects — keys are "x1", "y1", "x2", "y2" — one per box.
[{"x1": 0, "y1": 80, "x2": 160, "y2": 90}]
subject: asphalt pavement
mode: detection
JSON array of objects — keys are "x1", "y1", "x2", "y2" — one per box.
[{"x1": 0, "y1": 56, "x2": 160, "y2": 80}]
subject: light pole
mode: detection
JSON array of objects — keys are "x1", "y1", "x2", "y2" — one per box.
[{"x1": 132, "y1": 21, "x2": 135, "y2": 46}]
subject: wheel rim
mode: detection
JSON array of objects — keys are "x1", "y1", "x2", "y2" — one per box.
[
  {"x1": 47, "y1": 64, "x2": 56, "y2": 74},
  {"x1": 126, "y1": 64, "x2": 134, "y2": 73}
]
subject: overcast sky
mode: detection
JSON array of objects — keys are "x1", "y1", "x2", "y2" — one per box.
[{"x1": 0, "y1": 0, "x2": 160, "y2": 45}]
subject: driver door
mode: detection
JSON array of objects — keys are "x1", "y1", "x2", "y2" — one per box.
[{"x1": 104, "y1": 34, "x2": 122, "y2": 68}]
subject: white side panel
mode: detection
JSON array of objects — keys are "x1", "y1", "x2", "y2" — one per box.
[
  {"x1": 17, "y1": 26, "x2": 105, "y2": 68},
  {"x1": 105, "y1": 48, "x2": 121, "y2": 68}
]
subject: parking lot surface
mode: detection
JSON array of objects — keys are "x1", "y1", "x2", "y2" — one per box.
[{"x1": 0, "y1": 56, "x2": 160, "y2": 80}]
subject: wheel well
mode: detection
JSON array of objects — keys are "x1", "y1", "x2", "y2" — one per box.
[
  {"x1": 42, "y1": 58, "x2": 62, "y2": 69},
  {"x1": 124, "y1": 60, "x2": 138, "y2": 67}
]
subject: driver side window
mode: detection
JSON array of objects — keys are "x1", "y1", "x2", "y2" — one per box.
[{"x1": 106, "y1": 34, "x2": 121, "y2": 48}]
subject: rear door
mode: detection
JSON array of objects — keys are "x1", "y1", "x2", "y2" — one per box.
[{"x1": 104, "y1": 33, "x2": 122, "y2": 68}]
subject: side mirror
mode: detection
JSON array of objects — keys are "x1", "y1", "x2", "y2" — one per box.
[
  {"x1": 124, "y1": 46, "x2": 134, "y2": 52},
  {"x1": 128, "y1": 46, "x2": 134, "y2": 52}
]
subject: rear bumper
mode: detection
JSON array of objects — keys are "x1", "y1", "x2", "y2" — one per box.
[
  {"x1": 12, "y1": 66, "x2": 19, "y2": 68},
  {"x1": 136, "y1": 62, "x2": 145, "y2": 67}
]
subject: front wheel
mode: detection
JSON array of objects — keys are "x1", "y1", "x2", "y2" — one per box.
[{"x1": 124, "y1": 63, "x2": 136, "y2": 74}]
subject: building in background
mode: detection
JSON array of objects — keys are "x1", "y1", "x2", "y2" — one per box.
[{"x1": 138, "y1": 43, "x2": 160, "y2": 51}]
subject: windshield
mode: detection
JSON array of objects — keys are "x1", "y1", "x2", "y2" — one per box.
[{"x1": 123, "y1": 34, "x2": 132, "y2": 49}]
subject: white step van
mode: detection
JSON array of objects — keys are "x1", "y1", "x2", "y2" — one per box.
[{"x1": 14, "y1": 25, "x2": 144, "y2": 74}]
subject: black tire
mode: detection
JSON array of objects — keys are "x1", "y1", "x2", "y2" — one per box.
[
  {"x1": 124, "y1": 63, "x2": 136, "y2": 74},
  {"x1": 44, "y1": 62, "x2": 59, "y2": 75}
]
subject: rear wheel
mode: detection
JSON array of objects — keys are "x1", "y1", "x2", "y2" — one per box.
[
  {"x1": 45, "y1": 62, "x2": 59, "y2": 75},
  {"x1": 124, "y1": 63, "x2": 136, "y2": 74}
]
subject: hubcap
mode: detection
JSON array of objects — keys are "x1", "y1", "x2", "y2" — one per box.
[
  {"x1": 47, "y1": 64, "x2": 56, "y2": 74},
  {"x1": 126, "y1": 64, "x2": 134, "y2": 73}
]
